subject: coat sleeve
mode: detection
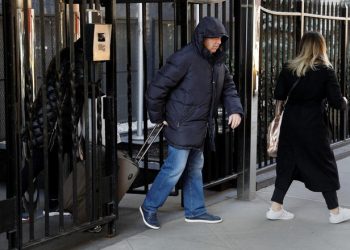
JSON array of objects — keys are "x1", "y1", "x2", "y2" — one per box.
[
  {"x1": 146, "y1": 52, "x2": 190, "y2": 123},
  {"x1": 221, "y1": 66, "x2": 244, "y2": 117},
  {"x1": 325, "y1": 68, "x2": 346, "y2": 110}
]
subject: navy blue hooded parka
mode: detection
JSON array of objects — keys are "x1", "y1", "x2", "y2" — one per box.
[{"x1": 146, "y1": 17, "x2": 243, "y2": 150}]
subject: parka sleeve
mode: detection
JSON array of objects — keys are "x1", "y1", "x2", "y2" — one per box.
[
  {"x1": 221, "y1": 66, "x2": 244, "y2": 117},
  {"x1": 325, "y1": 68, "x2": 347, "y2": 110},
  {"x1": 146, "y1": 51, "x2": 190, "y2": 123}
]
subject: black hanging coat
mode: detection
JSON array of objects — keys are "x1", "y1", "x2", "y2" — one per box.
[
  {"x1": 274, "y1": 65, "x2": 347, "y2": 192},
  {"x1": 146, "y1": 16, "x2": 243, "y2": 150}
]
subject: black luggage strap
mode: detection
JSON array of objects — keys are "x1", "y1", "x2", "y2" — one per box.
[{"x1": 135, "y1": 123, "x2": 165, "y2": 164}]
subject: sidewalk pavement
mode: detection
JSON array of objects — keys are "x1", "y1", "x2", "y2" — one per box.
[{"x1": 36, "y1": 156, "x2": 350, "y2": 250}]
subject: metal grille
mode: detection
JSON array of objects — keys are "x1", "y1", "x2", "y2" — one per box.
[
  {"x1": 258, "y1": 0, "x2": 350, "y2": 168},
  {"x1": 0, "y1": 17, "x2": 5, "y2": 141}
]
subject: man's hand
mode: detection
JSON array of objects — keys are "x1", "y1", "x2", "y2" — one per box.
[
  {"x1": 163, "y1": 121, "x2": 168, "y2": 126},
  {"x1": 228, "y1": 114, "x2": 241, "y2": 129}
]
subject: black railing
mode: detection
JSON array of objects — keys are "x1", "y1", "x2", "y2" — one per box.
[
  {"x1": 258, "y1": 0, "x2": 350, "y2": 169},
  {"x1": 1, "y1": 1, "x2": 117, "y2": 249},
  {"x1": 0, "y1": 0, "x2": 242, "y2": 248},
  {"x1": 116, "y1": 0, "x2": 241, "y2": 194}
]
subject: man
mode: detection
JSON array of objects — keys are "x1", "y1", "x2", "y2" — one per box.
[{"x1": 140, "y1": 16, "x2": 243, "y2": 229}]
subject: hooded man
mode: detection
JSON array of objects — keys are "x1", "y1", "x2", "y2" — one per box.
[{"x1": 140, "y1": 16, "x2": 244, "y2": 229}]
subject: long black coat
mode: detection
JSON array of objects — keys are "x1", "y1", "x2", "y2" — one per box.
[
  {"x1": 146, "y1": 17, "x2": 243, "y2": 150},
  {"x1": 275, "y1": 65, "x2": 346, "y2": 192}
]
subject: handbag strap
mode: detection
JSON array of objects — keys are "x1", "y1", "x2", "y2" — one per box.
[
  {"x1": 285, "y1": 78, "x2": 301, "y2": 105},
  {"x1": 275, "y1": 78, "x2": 300, "y2": 116}
]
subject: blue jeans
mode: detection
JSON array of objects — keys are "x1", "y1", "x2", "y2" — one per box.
[{"x1": 142, "y1": 145, "x2": 207, "y2": 218}]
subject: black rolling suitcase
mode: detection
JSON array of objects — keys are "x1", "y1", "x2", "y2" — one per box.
[
  {"x1": 63, "y1": 124, "x2": 164, "y2": 222},
  {"x1": 117, "y1": 123, "x2": 164, "y2": 201}
]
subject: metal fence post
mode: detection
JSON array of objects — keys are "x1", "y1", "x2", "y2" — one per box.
[
  {"x1": 175, "y1": 0, "x2": 188, "y2": 48},
  {"x1": 236, "y1": 0, "x2": 259, "y2": 201},
  {"x1": 105, "y1": 0, "x2": 118, "y2": 237},
  {"x1": 3, "y1": 0, "x2": 20, "y2": 248},
  {"x1": 340, "y1": 5, "x2": 348, "y2": 139},
  {"x1": 295, "y1": 0, "x2": 303, "y2": 51}
]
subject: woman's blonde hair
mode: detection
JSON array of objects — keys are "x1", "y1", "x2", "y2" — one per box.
[{"x1": 288, "y1": 31, "x2": 332, "y2": 76}]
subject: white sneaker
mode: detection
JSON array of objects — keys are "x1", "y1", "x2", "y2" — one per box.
[
  {"x1": 266, "y1": 208, "x2": 294, "y2": 220},
  {"x1": 329, "y1": 207, "x2": 350, "y2": 224}
]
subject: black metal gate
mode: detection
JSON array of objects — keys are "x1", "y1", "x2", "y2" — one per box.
[
  {"x1": 108, "y1": 0, "x2": 242, "y2": 194},
  {"x1": 0, "y1": 0, "x2": 244, "y2": 248},
  {"x1": 257, "y1": 0, "x2": 350, "y2": 170},
  {"x1": 1, "y1": 0, "x2": 117, "y2": 248}
]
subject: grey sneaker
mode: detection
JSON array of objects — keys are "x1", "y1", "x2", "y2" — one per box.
[
  {"x1": 185, "y1": 213, "x2": 222, "y2": 224},
  {"x1": 139, "y1": 206, "x2": 160, "y2": 229}
]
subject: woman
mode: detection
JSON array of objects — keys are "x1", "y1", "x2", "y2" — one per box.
[{"x1": 266, "y1": 31, "x2": 350, "y2": 223}]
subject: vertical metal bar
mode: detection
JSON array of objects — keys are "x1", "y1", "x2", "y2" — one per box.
[
  {"x1": 268, "y1": 0, "x2": 275, "y2": 163},
  {"x1": 301, "y1": 0, "x2": 305, "y2": 36},
  {"x1": 158, "y1": 2, "x2": 165, "y2": 170},
  {"x1": 23, "y1": 0, "x2": 35, "y2": 240},
  {"x1": 176, "y1": 0, "x2": 188, "y2": 47},
  {"x1": 233, "y1": 0, "x2": 241, "y2": 170},
  {"x1": 334, "y1": 4, "x2": 339, "y2": 140},
  {"x1": 313, "y1": 0, "x2": 317, "y2": 31},
  {"x1": 105, "y1": 0, "x2": 118, "y2": 236},
  {"x1": 322, "y1": 1, "x2": 326, "y2": 41},
  {"x1": 317, "y1": 0, "x2": 321, "y2": 32},
  {"x1": 229, "y1": 0, "x2": 234, "y2": 73},
  {"x1": 258, "y1": 7, "x2": 264, "y2": 167},
  {"x1": 174, "y1": 1, "x2": 179, "y2": 50},
  {"x1": 306, "y1": 0, "x2": 310, "y2": 32},
  {"x1": 68, "y1": 0, "x2": 79, "y2": 225},
  {"x1": 80, "y1": 0, "x2": 92, "y2": 224},
  {"x1": 281, "y1": 0, "x2": 286, "y2": 64},
  {"x1": 264, "y1": 4, "x2": 270, "y2": 165},
  {"x1": 94, "y1": 0, "x2": 103, "y2": 219},
  {"x1": 287, "y1": 0, "x2": 292, "y2": 64},
  {"x1": 126, "y1": 2, "x2": 132, "y2": 157},
  {"x1": 276, "y1": 0, "x2": 281, "y2": 75},
  {"x1": 190, "y1": 3, "x2": 195, "y2": 35},
  {"x1": 236, "y1": 0, "x2": 257, "y2": 200},
  {"x1": 142, "y1": 2, "x2": 149, "y2": 192},
  {"x1": 136, "y1": 3, "x2": 144, "y2": 138},
  {"x1": 296, "y1": 0, "x2": 303, "y2": 52},
  {"x1": 3, "y1": 0, "x2": 20, "y2": 247},
  {"x1": 207, "y1": 3, "x2": 211, "y2": 16},
  {"x1": 340, "y1": 6, "x2": 348, "y2": 139},
  {"x1": 91, "y1": 76, "x2": 97, "y2": 219},
  {"x1": 55, "y1": 0, "x2": 65, "y2": 232},
  {"x1": 329, "y1": 3, "x2": 336, "y2": 140},
  {"x1": 39, "y1": 0, "x2": 50, "y2": 236},
  {"x1": 222, "y1": 0, "x2": 230, "y2": 176},
  {"x1": 97, "y1": 63, "x2": 103, "y2": 214}
]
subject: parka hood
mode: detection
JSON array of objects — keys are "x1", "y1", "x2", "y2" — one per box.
[{"x1": 192, "y1": 16, "x2": 229, "y2": 62}]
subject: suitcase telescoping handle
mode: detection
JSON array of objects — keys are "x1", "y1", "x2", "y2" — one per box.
[{"x1": 135, "y1": 123, "x2": 165, "y2": 164}]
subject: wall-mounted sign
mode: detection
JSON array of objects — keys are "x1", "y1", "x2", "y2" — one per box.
[{"x1": 86, "y1": 24, "x2": 112, "y2": 62}]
